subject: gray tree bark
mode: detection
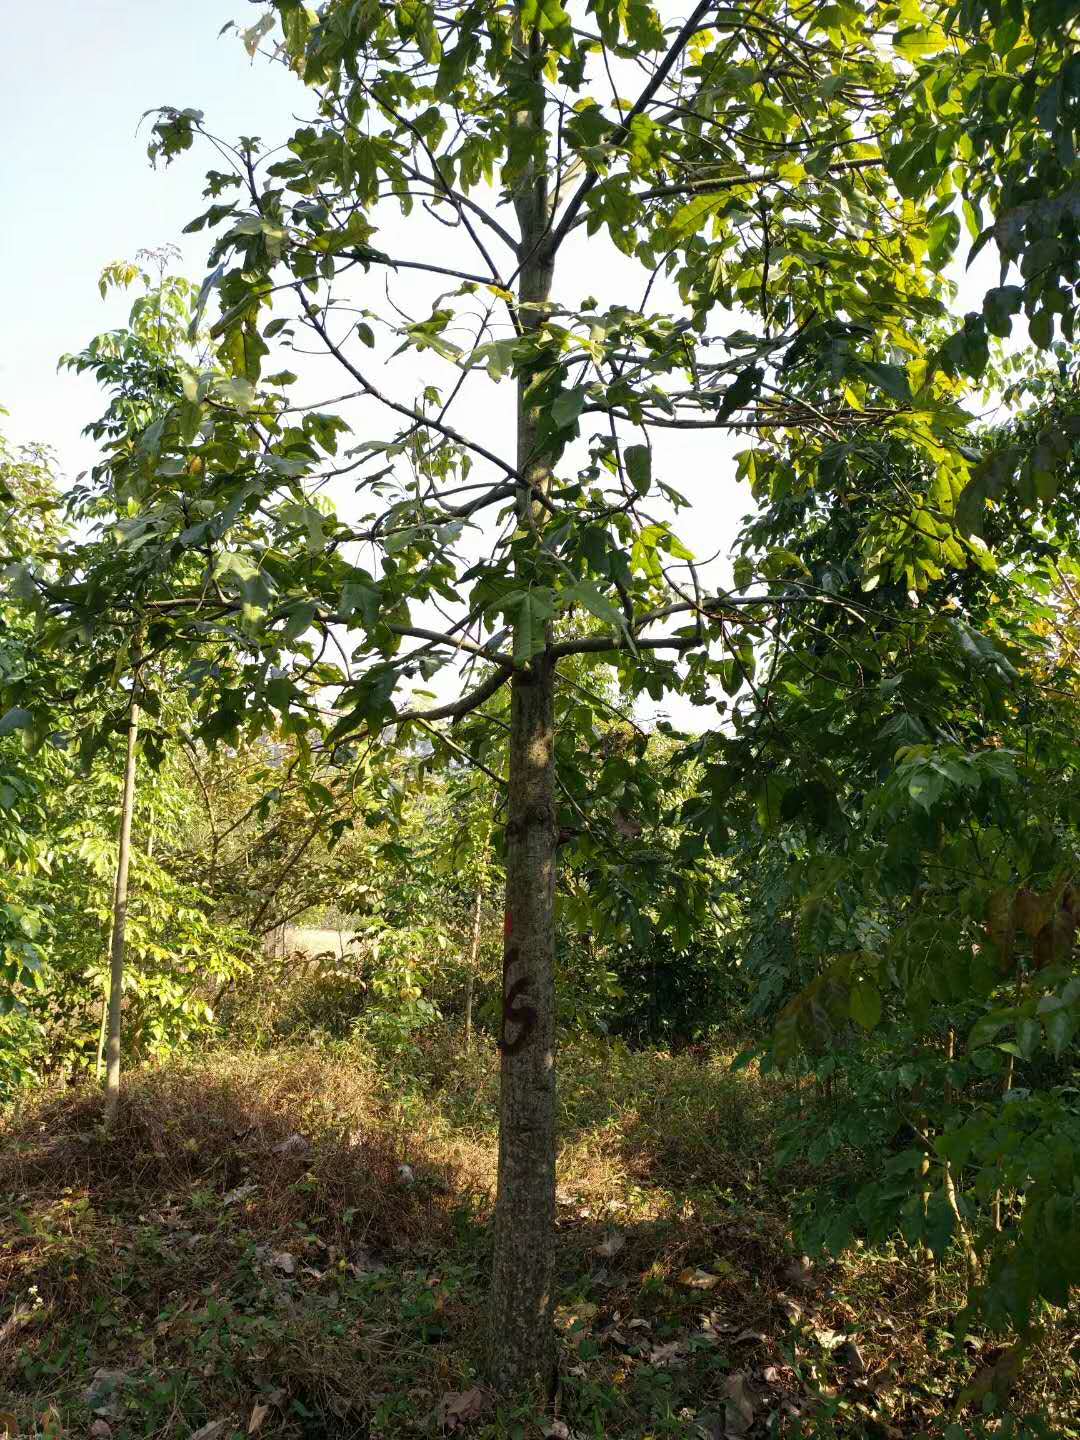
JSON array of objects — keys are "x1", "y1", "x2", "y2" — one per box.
[
  {"x1": 103, "y1": 693, "x2": 139, "y2": 1127},
  {"x1": 464, "y1": 883, "x2": 482, "y2": 1048}
]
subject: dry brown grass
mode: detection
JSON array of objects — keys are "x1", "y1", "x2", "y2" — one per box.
[
  {"x1": 1, "y1": 1046, "x2": 493, "y2": 1259},
  {"x1": 1, "y1": 1041, "x2": 1077, "y2": 1440}
]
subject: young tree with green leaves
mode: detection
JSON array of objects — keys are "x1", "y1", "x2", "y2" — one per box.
[{"x1": 3, "y1": 255, "x2": 341, "y2": 1112}]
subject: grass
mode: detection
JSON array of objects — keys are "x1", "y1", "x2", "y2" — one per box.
[{"x1": 1, "y1": 1035, "x2": 1077, "y2": 1439}]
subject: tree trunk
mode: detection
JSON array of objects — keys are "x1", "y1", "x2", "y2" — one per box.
[
  {"x1": 95, "y1": 994, "x2": 108, "y2": 1082},
  {"x1": 488, "y1": 653, "x2": 558, "y2": 1393},
  {"x1": 464, "y1": 883, "x2": 482, "y2": 1048},
  {"x1": 487, "y1": 13, "x2": 558, "y2": 1394},
  {"x1": 103, "y1": 693, "x2": 139, "y2": 1127},
  {"x1": 96, "y1": 862, "x2": 122, "y2": 1081}
]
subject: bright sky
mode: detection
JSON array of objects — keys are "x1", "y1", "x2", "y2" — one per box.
[
  {"x1": 1, "y1": 1, "x2": 1002, "y2": 727},
  {"x1": 0, "y1": 2, "x2": 746, "y2": 548},
  {"x1": 1, "y1": 2, "x2": 303, "y2": 475}
]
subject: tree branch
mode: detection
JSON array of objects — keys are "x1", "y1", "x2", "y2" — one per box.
[
  {"x1": 297, "y1": 292, "x2": 521, "y2": 482},
  {"x1": 548, "y1": 0, "x2": 714, "y2": 253}
]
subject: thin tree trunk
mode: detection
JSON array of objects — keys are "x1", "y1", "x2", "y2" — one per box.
[
  {"x1": 487, "y1": 14, "x2": 559, "y2": 1392},
  {"x1": 464, "y1": 883, "x2": 482, "y2": 1048},
  {"x1": 95, "y1": 995, "x2": 108, "y2": 1082},
  {"x1": 103, "y1": 694, "x2": 140, "y2": 1127},
  {"x1": 940, "y1": 1028, "x2": 979, "y2": 1287},
  {"x1": 97, "y1": 863, "x2": 122, "y2": 1081},
  {"x1": 993, "y1": 1051, "x2": 1015, "y2": 1231},
  {"x1": 943, "y1": 1154, "x2": 981, "y2": 1290}
]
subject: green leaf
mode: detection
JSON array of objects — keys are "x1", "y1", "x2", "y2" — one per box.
[
  {"x1": 0, "y1": 708, "x2": 32, "y2": 738},
  {"x1": 624, "y1": 444, "x2": 651, "y2": 495},
  {"x1": 907, "y1": 767, "x2": 945, "y2": 811},
  {"x1": 928, "y1": 211, "x2": 961, "y2": 269},
  {"x1": 551, "y1": 386, "x2": 587, "y2": 430},
  {"x1": 512, "y1": 588, "x2": 555, "y2": 664},
  {"x1": 668, "y1": 192, "x2": 729, "y2": 242},
  {"x1": 983, "y1": 285, "x2": 1023, "y2": 338},
  {"x1": 858, "y1": 361, "x2": 911, "y2": 404},
  {"x1": 849, "y1": 979, "x2": 882, "y2": 1031},
  {"x1": 563, "y1": 580, "x2": 624, "y2": 631},
  {"x1": 1029, "y1": 308, "x2": 1054, "y2": 349},
  {"x1": 340, "y1": 579, "x2": 382, "y2": 627},
  {"x1": 761, "y1": 547, "x2": 809, "y2": 580},
  {"x1": 712, "y1": 366, "x2": 762, "y2": 423}
]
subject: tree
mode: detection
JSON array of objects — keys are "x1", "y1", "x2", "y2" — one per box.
[
  {"x1": 701, "y1": 351, "x2": 1080, "y2": 1331},
  {"x1": 1, "y1": 422, "x2": 251, "y2": 1097},
  {"x1": 0, "y1": 429, "x2": 61, "y2": 1091},
  {"x1": 3, "y1": 254, "x2": 339, "y2": 1113},
  {"x1": 95, "y1": 0, "x2": 1074, "y2": 1391}
]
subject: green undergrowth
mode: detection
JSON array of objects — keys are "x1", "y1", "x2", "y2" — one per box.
[{"x1": 1, "y1": 1038, "x2": 1077, "y2": 1439}]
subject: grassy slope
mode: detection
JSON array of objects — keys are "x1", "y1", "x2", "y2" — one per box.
[{"x1": 1, "y1": 1039, "x2": 1077, "y2": 1439}]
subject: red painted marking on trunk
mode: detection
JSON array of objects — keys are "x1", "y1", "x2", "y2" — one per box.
[{"x1": 504, "y1": 910, "x2": 513, "y2": 938}]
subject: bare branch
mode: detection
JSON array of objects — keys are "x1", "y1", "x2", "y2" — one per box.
[
  {"x1": 389, "y1": 665, "x2": 510, "y2": 727},
  {"x1": 386, "y1": 624, "x2": 517, "y2": 671}
]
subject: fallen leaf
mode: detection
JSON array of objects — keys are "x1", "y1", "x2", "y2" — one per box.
[
  {"x1": 437, "y1": 1387, "x2": 490, "y2": 1430},
  {"x1": 82, "y1": 1369, "x2": 130, "y2": 1409},
  {"x1": 38, "y1": 1412, "x2": 62, "y2": 1440},
  {"x1": 350, "y1": 1247, "x2": 387, "y2": 1275},
  {"x1": 732, "y1": 1329, "x2": 766, "y2": 1345},
  {"x1": 723, "y1": 1371, "x2": 756, "y2": 1437},
  {"x1": 648, "y1": 1339, "x2": 688, "y2": 1366},
  {"x1": 957, "y1": 1339, "x2": 1030, "y2": 1411},
  {"x1": 272, "y1": 1132, "x2": 309, "y2": 1156},
  {"x1": 190, "y1": 1423, "x2": 228, "y2": 1440},
  {"x1": 247, "y1": 1403, "x2": 270, "y2": 1434},
  {"x1": 782, "y1": 1254, "x2": 814, "y2": 1288},
  {"x1": 869, "y1": 1362, "x2": 898, "y2": 1397},
  {"x1": 555, "y1": 1301, "x2": 598, "y2": 1330},
  {"x1": 695, "y1": 1411, "x2": 724, "y2": 1440},
  {"x1": 223, "y1": 1183, "x2": 257, "y2": 1206},
  {"x1": 595, "y1": 1231, "x2": 626, "y2": 1259},
  {"x1": 270, "y1": 1250, "x2": 296, "y2": 1275},
  {"x1": 838, "y1": 1339, "x2": 867, "y2": 1374},
  {"x1": 812, "y1": 1326, "x2": 841, "y2": 1349},
  {"x1": 597, "y1": 1324, "x2": 629, "y2": 1347},
  {"x1": 777, "y1": 1293, "x2": 802, "y2": 1324},
  {"x1": 701, "y1": 1309, "x2": 734, "y2": 1334},
  {"x1": 679, "y1": 1266, "x2": 721, "y2": 1290}
]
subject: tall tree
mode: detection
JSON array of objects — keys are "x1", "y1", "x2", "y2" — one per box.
[{"x1": 123, "y1": 0, "x2": 1076, "y2": 1391}]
